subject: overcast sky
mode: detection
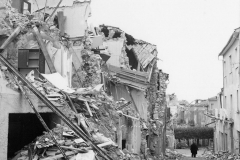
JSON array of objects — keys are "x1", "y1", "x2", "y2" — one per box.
[{"x1": 88, "y1": 0, "x2": 240, "y2": 102}]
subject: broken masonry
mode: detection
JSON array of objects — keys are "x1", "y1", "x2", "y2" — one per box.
[{"x1": 0, "y1": 1, "x2": 170, "y2": 160}]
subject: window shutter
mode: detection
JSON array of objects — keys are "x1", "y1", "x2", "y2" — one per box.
[{"x1": 18, "y1": 49, "x2": 29, "y2": 68}]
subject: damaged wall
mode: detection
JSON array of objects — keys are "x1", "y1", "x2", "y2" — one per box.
[
  {"x1": 45, "y1": 43, "x2": 72, "y2": 87},
  {"x1": 0, "y1": 70, "x2": 59, "y2": 160},
  {"x1": 109, "y1": 83, "x2": 148, "y2": 154},
  {"x1": 104, "y1": 39, "x2": 124, "y2": 68},
  {"x1": 40, "y1": 2, "x2": 91, "y2": 38}
]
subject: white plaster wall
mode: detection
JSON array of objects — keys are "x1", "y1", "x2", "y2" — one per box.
[
  {"x1": 0, "y1": 71, "x2": 54, "y2": 159},
  {"x1": 45, "y1": 43, "x2": 72, "y2": 87},
  {"x1": 104, "y1": 39, "x2": 124, "y2": 68},
  {"x1": 220, "y1": 38, "x2": 240, "y2": 153},
  {"x1": 43, "y1": 2, "x2": 91, "y2": 38},
  {"x1": 0, "y1": 0, "x2": 7, "y2": 19}
]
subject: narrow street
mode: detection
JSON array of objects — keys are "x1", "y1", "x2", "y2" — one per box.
[{"x1": 176, "y1": 148, "x2": 205, "y2": 160}]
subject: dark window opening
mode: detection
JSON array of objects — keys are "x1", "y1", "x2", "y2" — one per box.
[
  {"x1": 8, "y1": 113, "x2": 59, "y2": 159},
  {"x1": 125, "y1": 33, "x2": 135, "y2": 45},
  {"x1": 18, "y1": 49, "x2": 45, "y2": 78},
  {"x1": 112, "y1": 30, "x2": 121, "y2": 39},
  {"x1": 11, "y1": 0, "x2": 31, "y2": 14},
  {"x1": 126, "y1": 48, "x2": 138, "y2": 70},
  {"x1": 122, "y1": 139, "x2": 126, "y2": 149},
  {"x1": 146, "y1": 135, "x2": 149, "y2": 147}
]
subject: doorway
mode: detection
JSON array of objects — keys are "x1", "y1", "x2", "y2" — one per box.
[{"x1": 7, "y1": 113, "x2": 59, "y2": 158}]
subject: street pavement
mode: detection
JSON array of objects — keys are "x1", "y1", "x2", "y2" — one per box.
[{"x1": 175, "y1": 148, "x2": 206, "y2": 160}]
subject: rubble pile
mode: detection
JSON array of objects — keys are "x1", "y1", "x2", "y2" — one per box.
[
  {"x1": 1, "y1": 66, "x2": 127, "y2": 160},
  {"x1": 0, "y1": 1, "x2": 171, "y2": 160},
  {"x1": 165, "y1": 149, "x2": 183, "y2": 160},
  {"x1": 79, "y1": 37, "x2": 102, "y2": 87},
  {"x1": 3, "y1": 69, "x2": 139, "y2": 160},
  {"x1": 0, "y1": 3, "x2": 126, "y2": 160},
  {"x1": 202, "y1": 150, "x2": 240, "y2": 160}
]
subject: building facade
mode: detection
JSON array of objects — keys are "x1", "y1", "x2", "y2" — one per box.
[{"x1": 216, "y1": 28, "x2": 240, "y2": 153}]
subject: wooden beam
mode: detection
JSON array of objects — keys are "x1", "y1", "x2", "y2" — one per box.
[
  {"x1": 147, "y1": 58, "x2": 157, "y2": 82},
  {"x1": 125, "y1": 86, "x2": 140, "y2": 114},
  {"x1": 84, "y1": 101, "x2": 93, "y2": 117},
  {"x1": 57, "y1": 11, "x2": 66, "y2": 37},
  {"x1": 33, "y1": 26, "x2": 57, "y2": 73},
  {"x1": 0, "y1": 26, "x2": 21, "y2": 49},
  {"x1": 46, "y1": 0, "x2": 63, "y2": 22}
]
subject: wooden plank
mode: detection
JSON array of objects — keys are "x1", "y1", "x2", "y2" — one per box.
[
  {"x1": 108, "y1": 64, "x2": 148, "y2": 77},
  {"x1": 46, "y1": 0, "x2": 63, "y2": 22},
  {"x1": 119, "y1": 79, "x2": 148, "y2": 91},
  {"x1": 33, "y1": 26, "x2": 56, "y2": 73},
  {"x1": 113, "y1": 72, "x2": 148, "y2": 82},
  {"x1": 108, "y1": 69, "x2": 149, "y2": 82},
  {"x1": 57, "y1": 11, "x2": 66, "y2": 37},
  {"x1": 116, "y1": 74, "x2": 148, "y2": 84},
  {"x1": 39, "y1": 50, "x2": 46, "y2": 74},
  {"x1": 142, "y1": 54, "x2": 155, "y2": 68},
  {"x1": 84, "y1": 101, "x2": 93, "y2": 117},
  {"x1": 0, "y1": 26, "x2": 21, "y2": 49},
  {"x1": 18, "y1": 50, "x2": 29, "y2": 68}
]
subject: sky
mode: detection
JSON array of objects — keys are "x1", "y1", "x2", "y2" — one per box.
[{"x1": 88, "y1": 0, "x2": 240, "y2": 102}]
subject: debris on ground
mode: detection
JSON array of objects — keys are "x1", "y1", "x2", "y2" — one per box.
[
  {"x1": 0, "y1": 1, "x2": 170, "y2": 160},
  {"x1": 202, "y1": 150, "x2": 240, "y2": 160},
  {"x1": 165, "y1": 149, "x2": 184, "y2": 160}
]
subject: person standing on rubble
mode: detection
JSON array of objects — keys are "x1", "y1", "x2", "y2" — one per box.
[{"x1": 190, "y1": 141, "x2": 198, "y2": 158}]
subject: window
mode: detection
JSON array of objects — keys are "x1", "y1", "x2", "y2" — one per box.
[
  {"x1": 236, "y1": 47, "x2": 238, "y2": 67},
  {"x1": 224, "y1": 133, "x2": 228, "y2": 151},
  {"x1": 238, "y1": 131, "x2": 240, "y2": 153},
  {"x1": 224, "y1": 61, "x2": 228, "y2": 86},
  {"x1": 230, "y1": 94, "x2": 233, "y2": 115},
  {"x1": 237, "y1": 90, "x2": 239, "y2": 112},
  {"x1": 229, "y1": 55, "x2": 232, "y2": 73},
  {"x1": 224, "y1": 96, "x2": 227, "y2": 109},
  {"x1": 224, "y1": 61, "x2": 226, "y2": 76},
  {"x1": 229, "y1": 55, "x2": 233, "y2": 84},
  {"x1": 18, "y1": 49, "x2": 45, "y2": 78},
  {"x1": 11, "y1": 0, "x2": 31, "y2": 14}
]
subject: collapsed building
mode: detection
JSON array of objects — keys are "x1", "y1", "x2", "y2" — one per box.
[{"x1": 0, "y1": 0, "x2": 169, "y2": 159}]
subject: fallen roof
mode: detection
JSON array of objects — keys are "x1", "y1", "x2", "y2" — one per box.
[
  {"x1": 132, "y1": 39, "x2": 158, "y2": 68},
  {"x1": 107, "y1": 64, "x2": 150, "y2": 91},
  {"x1": 219, "y1": 29, "x2": 239, "y2": 56}
]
